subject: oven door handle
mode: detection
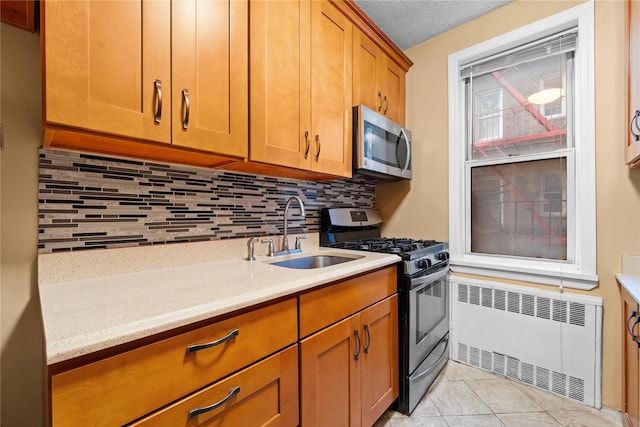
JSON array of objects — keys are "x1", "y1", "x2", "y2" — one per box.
[
  {"x1": 411, "y1": 335, "x2": 449, "y2": 381},
  {"x1": 410, "y1": 264, "x2": 449, "y2": 290}
]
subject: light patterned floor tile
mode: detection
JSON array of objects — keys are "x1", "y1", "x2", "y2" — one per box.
[
  {"x1": 444, "y1": 414, "x2": 505, "y2": 427},
  {"x1": 440, "y1": 361, "x2": 497, "y2": 381},
  {"x1": 428, "y1": 380, "x2": 493, "y2": 416},
  {"x1": 497, "y1": 411, "x2": 562, "y2": 426},
  {"x1": 548, "y1": 409, "x2": 624, "y2": 427},
  {"x1": 466, "y1": 378, "x2": 543, "y2": 413},
  {"x1": 511, "y1": 382, "x2": 588, "y2": 411},
  {"x1": 389, "y1": 416, "x2": 449, "y2": 427}
]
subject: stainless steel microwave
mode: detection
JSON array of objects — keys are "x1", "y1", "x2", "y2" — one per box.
[{"x1": 353, "y1": 105, "x2": 412, "y2": 181}]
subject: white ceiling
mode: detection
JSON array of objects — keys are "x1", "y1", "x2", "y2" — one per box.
[{"x1": 353, "y1": 0, "x2": 514, "y2": 50}]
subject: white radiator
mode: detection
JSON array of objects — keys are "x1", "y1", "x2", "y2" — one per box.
[{"x1": 450, "y1": 276, "x2": 603, "y2": 408}]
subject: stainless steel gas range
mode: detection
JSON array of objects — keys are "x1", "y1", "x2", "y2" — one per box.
[{"x1": 320, "y1": 207, "x2": 450, "y2": 415}]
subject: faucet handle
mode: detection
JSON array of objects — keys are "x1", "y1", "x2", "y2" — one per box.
[
  {"x1": 295, "y1": 236, "x2": 306, "y2": 250},
  {"x1": 245, "y1": 237, "x2": 259, "y2": 261},
  {"x1": 261, "y1": 239, "x2": 275, "y2": 256}
]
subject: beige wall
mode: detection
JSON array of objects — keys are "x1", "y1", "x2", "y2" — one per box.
[
  {"x1": 0, "y1": 23, "x2": 44, "y2": 425},
  {"x1": 378, "y1": 0, "x2": 640, "y2": 411}
]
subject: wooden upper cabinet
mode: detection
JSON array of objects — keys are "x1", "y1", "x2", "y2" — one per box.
[
  {"x1": 249, "y1": 0, "x2": 311, "y2": 171},
  {"x1": 353, "y1": 29, "x2": 406, "y2": 125},
  {"x1": 171, "y1": 0, "x2": 248, "y2": 158},
  {"x1": 43, "y1": 0, "x2": 172, "y2": 144},
  {"x1": 43, "y1": 0, "x2": 247, "y2": 159},
  {"x1": 310, "y1": 0, "x2": 353, "y2": 177},
  {"x1": 1, "y1": 0, "x2": 37, "y2": 32},
  {"x1": 250, "y1": 0, "x2": 352, "y2": 178},
  {"x1": 628, "y1": 0, "x2": 640, "y2": 166}
]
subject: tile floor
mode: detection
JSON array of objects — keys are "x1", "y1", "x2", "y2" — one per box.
[{"x1": 374, "y1": 361, "x2": 624, "y2": 427}]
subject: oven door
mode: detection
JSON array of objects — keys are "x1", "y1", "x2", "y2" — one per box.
[{"x1": 408, "y1": 264, "x2": 449, "y2": 373}]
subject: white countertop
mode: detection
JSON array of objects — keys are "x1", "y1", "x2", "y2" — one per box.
[
  {"x1": 617, "y1": 254, "x2": 640, "y2": 303},
  {"x1": 38, "y1": 237, "x2": 400, "y2": 365}
]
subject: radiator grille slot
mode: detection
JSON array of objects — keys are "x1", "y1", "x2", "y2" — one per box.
[
  {"x1": 570, "y1": 301, "x2": 586, "y2": 326},
  {"x1": 470, "y1": 286, "x2": 480, "y2": 305},
  {"x1": 537, "y1": 297, "x2": 551, "y2": 320},
  {"x1": 521, "y1": 363, "x2": 535, "y2": 385},
  {"x1": 459, "y1": 284, "x2": 468, "y2": 303},
  {"x1": 522, "y1": 294, "x2": 535, "y2": 316},
  {"x1": 508, "y1": 291, "x2": 520, "y2": 313},
  {"x1": 451, "y1": 278, "x2": 602, "y2": 407},
  {"x1": 553, "y1": 299, "x2": 567, "y2": 323},
  {"x1": 494, "y1": 289, "x2": 506, "y2": 310}
]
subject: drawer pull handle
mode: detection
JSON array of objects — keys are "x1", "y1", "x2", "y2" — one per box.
[
  {"x1": 315, "y1": 134, "x2": 321, "y2": 162},
  {"x1": 188, "y1": 386, "x2": 240, "y2": 419},
  {"x1": 154, "y1": 79, "x2": 163, "y2": 124},
  {"x1": 186, "y1": 329, "x2": 239, "y2": 354},
  {"x1": 354, "y1": 329, "x2": 361, "y2": 361},
  {"x1": 182, "y1": 88, "x2": 190, "y2": 130},
  {"x1": 363, "y1": 323, "x2": 371, "y2": 354},
  {"x1": 304, "y1": 131, "x2": 310, "y2": 159}
]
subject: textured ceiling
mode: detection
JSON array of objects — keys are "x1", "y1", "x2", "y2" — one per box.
[{"x1": 353, "y1": 0, "x2": 514, "y2": 50}]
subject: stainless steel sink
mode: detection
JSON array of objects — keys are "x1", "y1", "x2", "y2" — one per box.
[{"x1": 269, "y1": 254, "x2": 363, "y2": 269}]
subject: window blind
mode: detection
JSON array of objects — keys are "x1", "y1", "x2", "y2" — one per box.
[{"x1": 460, "y1": 28, "x2": 577, "y2": 79}]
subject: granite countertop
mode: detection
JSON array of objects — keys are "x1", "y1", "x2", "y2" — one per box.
[
  {"x1": 38, "y1": 235, "x2": 401, "y2": 365},
  {"x1": 617, "y1": 254, "x2": 640, "y2": 302}
]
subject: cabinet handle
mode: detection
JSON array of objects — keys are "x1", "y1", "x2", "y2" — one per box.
[
  {"x1": 626, "y1": 311, "x2": 637, "y2": 338},
  {"x1": 632, "y1": 317, "x2": 640, "y2": 349},
  {"x1": 304, "y1": 131, "x2": 310, "y2": 159},
  {"x1": 631, "y1": 110, "x2": 640, "y2": 142},
  {"x1": 363, "y1": 323, "x2": 371, "y2": 354},
  {"x1": 377, "y1": 91, "x2": 383, "y2": 112},
  {"x1": 314, "y1": 134, "x2": 321, "y2": 161},
  {"x1": 188, "y1": 386, "x2": 240, "y2": 419},
  {"x1": 154, "y1": 79, "x2": 163, "y2": 124},
  {"x1": 186, "y1": 329, "x2": 239, "y2": 354},
  {"x1": 182, "y1": 88, "x2": 190, "y2": 130},
  {"x1": 354, "y1": 329, "x2": 361, "y2": 361},
  {"x1": 383, "y1": 95, "x2": 389, "y2": 115}
]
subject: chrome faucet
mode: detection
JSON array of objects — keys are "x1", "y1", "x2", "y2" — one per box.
[{"x1": 281, "y1": 196, "x2": 305, "y2": 253}]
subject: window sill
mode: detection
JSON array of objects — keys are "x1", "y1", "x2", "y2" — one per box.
[{"x1": 450, "y1": 257, "x2": 598, "y2": 290}]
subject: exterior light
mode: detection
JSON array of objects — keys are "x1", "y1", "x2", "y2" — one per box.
[{"x1": 527, "y1": 88, "x2": 563, "y2": 105}]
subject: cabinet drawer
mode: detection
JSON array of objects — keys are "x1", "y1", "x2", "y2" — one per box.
[
  {"x1": 51, "y1": 298, "x2": 297, "y2": 427},
  {"x1": 131, "y1": 344, "x2": 299, "y2": 427},
  {"x1": 299, "y1": 266, "x2": 397, "y2": 338}
]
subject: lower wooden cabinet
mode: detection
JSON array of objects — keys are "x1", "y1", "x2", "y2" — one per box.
[
  {"x1": 623, "y1": 286, "x2": 640, "y2": 427},
  {"x1": 130, "y1": 344, "x2": 299, "y2": 427},
  {"x1": 49, "y1": 298, "x2": 297, "y2": 427},
  {"x1": 47, "y1": 266, "x2": 399, "y2": 427},
  {"x1": 300, "y1": 294, "x2": 398, "y2": 427}
]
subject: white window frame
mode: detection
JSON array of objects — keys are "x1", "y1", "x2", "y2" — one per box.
[{"x1": 448, "y1": 2, "x2": 597, "y2": 290}]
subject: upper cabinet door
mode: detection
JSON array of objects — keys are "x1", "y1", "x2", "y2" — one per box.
[
  {"x1": 353, "y1": 30, "x2": 383, "y2": 115},
  {"x1": 250, "y1": 0, "x2": 311, "y2": 170},
  {"x1": 43, "y1": 0, "x2": 171, "y2": 143},
  {"x1": 628, "y1": 0, "x2": 640, "y2": 166},
  {"x1": 171, "y1": 0, "x2": 248, "y2": 158},
  {"x1": 353, "y1": 29, "x2": 406, "y2": 126},
  {"x1": 381, "y1": 58, "x2": 406, "y2": 125},
  {"x1": 310, "y1": 1, "x2": 353, "y2": 177}
]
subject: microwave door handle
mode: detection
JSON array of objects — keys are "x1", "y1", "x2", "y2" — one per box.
[{"x1": 399, "y1": 128, "x2": 411, "y2": 173}]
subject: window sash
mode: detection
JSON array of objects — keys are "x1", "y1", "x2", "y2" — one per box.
[{"x1": 464, "y1": 149, "x2": 575, "y2": 263}]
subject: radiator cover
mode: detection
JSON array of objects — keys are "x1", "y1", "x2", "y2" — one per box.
[{"x1": 450, "y1": 276, "x2": 603, "y2": 408}]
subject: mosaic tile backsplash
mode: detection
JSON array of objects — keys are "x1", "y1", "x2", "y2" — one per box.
[{"x1": 38, "y1": 150, "x2": 376, "y2": 253}]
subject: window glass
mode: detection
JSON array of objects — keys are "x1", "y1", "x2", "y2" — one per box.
[
  {"x1": 469, "y1": 53, "x2": 573, "y2": 160},
  {"x1": 470, "y1": 157, "x2": 567, "y2": 260}
]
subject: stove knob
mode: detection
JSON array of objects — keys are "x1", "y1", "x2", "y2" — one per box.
[
  {"x1": 436, "y1": 252, "x2": 449, "y2": 261},
  {"x1": 417, "y1": 259, "x2": 431, "y2": 269}
]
